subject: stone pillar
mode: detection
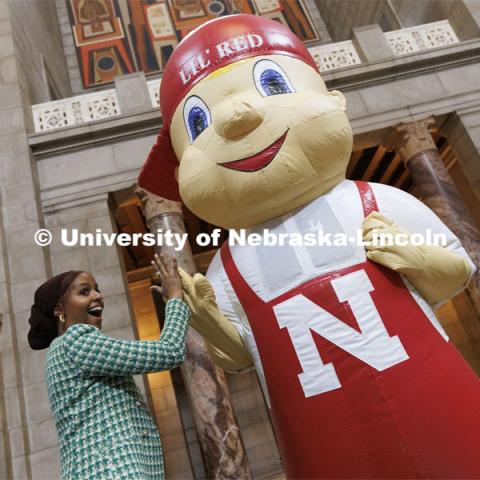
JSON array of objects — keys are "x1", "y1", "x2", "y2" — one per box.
[
  {"x1": 454, "y1": 1, "x2": 480, "y2": 40},
  {"x1": 136, "y1": 187, "x2": 252, "y2": 480},
  {"x1": 442, "y1": 110, "x2": 480, "y2": 203},
  {"x1": 392, "y1": 116, "x2": 480, "y2": 313}
]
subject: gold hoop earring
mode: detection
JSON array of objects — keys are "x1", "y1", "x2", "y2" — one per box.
[{"x1": 59, "y1": 314, "x2": 65, "y2": 324}]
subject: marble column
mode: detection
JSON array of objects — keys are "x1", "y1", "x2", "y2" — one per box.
[
  {"x1": 392, "y1": 116, "x2": 480, "y2": 313},
  {"x1": 136, "y1": 188, "x2": 252, "y2": 480}
]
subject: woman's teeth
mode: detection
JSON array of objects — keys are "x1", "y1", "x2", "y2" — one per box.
[{"x1": 88, "y1": 306, "x2": 103, "y2": 318}]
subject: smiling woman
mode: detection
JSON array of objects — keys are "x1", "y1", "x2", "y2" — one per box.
[{"x1": 27, "y1": 255, "x2": 190, "y2": 480}]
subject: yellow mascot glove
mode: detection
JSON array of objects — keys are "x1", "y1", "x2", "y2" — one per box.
[
  {"x1": 178, "y1": 268, "x2": 253, "y2": 371},
  {"x1": 362, "y1": 212, "x2": 472, "y2": 305}
]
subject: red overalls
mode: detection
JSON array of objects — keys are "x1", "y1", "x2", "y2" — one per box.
[{"x1": 220, "y1": 182, "x2": 480, "y2": 479}]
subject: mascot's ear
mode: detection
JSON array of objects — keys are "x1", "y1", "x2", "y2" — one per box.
[{"x1": 329, "y1": 90, "x2": 346, "y2": 111}]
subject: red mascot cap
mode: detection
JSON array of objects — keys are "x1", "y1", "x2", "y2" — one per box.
[{"x1": 138, "y1": 14, "x2": 318, "y2": 202}]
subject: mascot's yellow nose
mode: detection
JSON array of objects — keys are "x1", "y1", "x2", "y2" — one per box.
[{"x1": 213, "y1": 92, "x2": 266, "y2": 140}]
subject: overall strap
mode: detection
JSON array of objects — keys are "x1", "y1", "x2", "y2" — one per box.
[
  {"x1": 220, "y1": 241, "x2": 263, "y2": 307},
  {"x1": 354, "y1": 181, "x2": 379, "y2": 217}
]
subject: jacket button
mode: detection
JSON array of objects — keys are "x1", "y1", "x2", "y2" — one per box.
[{"x1": 141, "y1": 430, "x2": 149, "y2": 437}]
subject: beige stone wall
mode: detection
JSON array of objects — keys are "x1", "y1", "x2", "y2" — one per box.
[
  {"x1": 8, "y1": 0, "x2": 71, "y2": 107},
  {"x1": 36, "y1": 134, "x2": 154, "y2": 205},
  {"x1": 54, "y1": 0, "x2": 83, "y2": 95},
  {"x1": 0, "y1": 311, "x2": 13, "y2": 479},
  {"x1": 0, "y1": 0, "x2": 54, "y2": 477},
  {"x1": 389, "y1": 0, "x2": 480, "y2": 40},
  {"x1": 313, "y1": 0, "x2": 400, "y2": 41},
  {"x1": 316, "y1": 0, "x2": 480, "y2": 43},
  {"x1": 389, "y1": 0, "x2": 456, "y2": 28},
  {"x1": 0, "y1": 12, "x2": 75, "y2": 475}
]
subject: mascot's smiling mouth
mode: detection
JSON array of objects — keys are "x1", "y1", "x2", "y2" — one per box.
[{"x1": 219, "y1": 130, "x2": 288, "y2": 172}]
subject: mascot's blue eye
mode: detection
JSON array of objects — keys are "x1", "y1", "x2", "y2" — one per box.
[
  {"x1": 183, "y1": 96, "x2": 211, "y2": 143},
  {"x1": 188, "y1": 107, "x2": 208, "y2": 141},
  {"x1": 253, "y1": 59, "x2": 295, "y2": 97},
  {"x1": 260, "y1": 69, "x2": 292, "y2": 95}
]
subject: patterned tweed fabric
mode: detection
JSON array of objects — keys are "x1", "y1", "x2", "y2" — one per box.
[{"x1": 46, "y1": 299, "x2": 190, "y2": 479}]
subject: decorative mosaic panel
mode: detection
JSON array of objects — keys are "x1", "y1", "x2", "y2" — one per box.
[{"x1": 67, "y1": 0, "x2": 319, "y2": 89}]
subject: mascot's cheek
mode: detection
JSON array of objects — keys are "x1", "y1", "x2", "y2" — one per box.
[
  {"x1": 292, "y1": 98, "x2": 353, "y2": 175},
  {"x1": 178, "y1": 147, "x2": 230, "y2": 224}
]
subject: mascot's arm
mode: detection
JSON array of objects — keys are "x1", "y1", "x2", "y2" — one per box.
[
  {"x1": 178, "y1": 268, "x2": 253, "y2": 371},
  {"x1": 362, "y1": 211, "x2": 473, "y2": 305}
]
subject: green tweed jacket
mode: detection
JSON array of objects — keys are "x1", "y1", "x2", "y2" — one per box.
[{"x1": 46, "y1": 299, "x2": 190, "y2": 480}]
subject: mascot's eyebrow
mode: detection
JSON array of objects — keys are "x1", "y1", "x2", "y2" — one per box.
[{"x1": 206, "y1": 59, "x2": 249, "y2": 80}]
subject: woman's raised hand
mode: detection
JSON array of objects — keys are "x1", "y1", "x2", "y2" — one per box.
[{"x1": 151, "y1": 253, "x2": 183, "y2": 300}]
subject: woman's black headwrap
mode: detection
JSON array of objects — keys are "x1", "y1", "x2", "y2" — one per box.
[{"x1": 28, "y1": 271, "x2": 83, "y2": 350}]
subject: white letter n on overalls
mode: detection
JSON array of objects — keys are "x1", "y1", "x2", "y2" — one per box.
[{"x1": 273, "y1": 269, "x2": 409, "y2": 398}]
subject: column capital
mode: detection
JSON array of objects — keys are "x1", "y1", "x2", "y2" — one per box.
[
  {"x1": 390, "y1": 116, "x2": 437, "y2": 163},
  {"x1": 135, "y1": 186, "x2": 183, "y2": 222}
]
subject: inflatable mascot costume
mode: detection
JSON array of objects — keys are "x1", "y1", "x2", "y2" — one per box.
[{"x1": 139, "y1": 14, "x2": 480, "y2": 479}]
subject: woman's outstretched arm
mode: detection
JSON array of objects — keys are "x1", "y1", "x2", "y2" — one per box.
[
  {"x1": 61, "y1": 298, "x2": 189, "y2": 376},
  {"x1": 62, "y1": 254, "x2": 190, "y2": 376}
]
